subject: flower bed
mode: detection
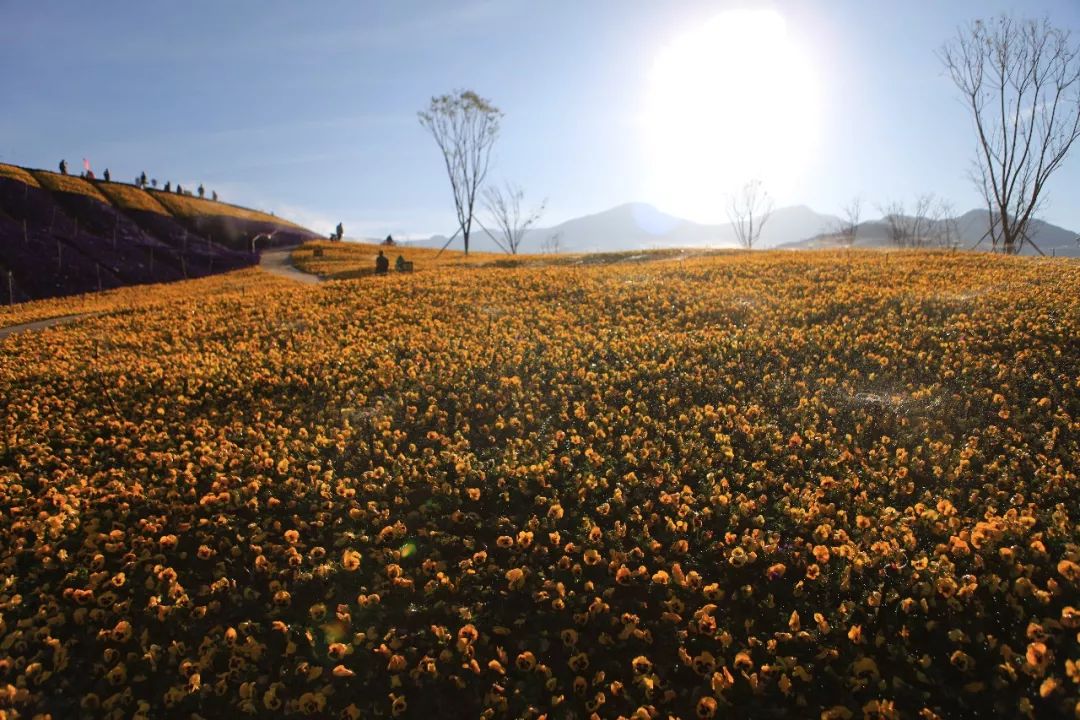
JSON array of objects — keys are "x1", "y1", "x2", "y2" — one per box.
[{"x1": 0, "y1": 251, "x2": 1078, "y2": 718}]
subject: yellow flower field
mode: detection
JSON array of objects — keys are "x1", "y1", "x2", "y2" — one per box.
[
  {"x1": 292, "y1": 240, "x2": 506, "y2": 279},
  {"x1": 291, "y1": 240, "x2": 732, "y2": 280},
  {"x1": 0, "y1": 268, "x2": 296, "y2": 328},
  {"x1": 0, "y1": 250, "x2": 1078, "y2": 719}
]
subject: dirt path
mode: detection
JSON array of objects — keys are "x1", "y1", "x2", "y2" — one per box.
[
  {"x1": 0, "y1": 313, "x2": 95, "y2": 341},
  {"x1": 2, "y1": 250, "x2": 320, "y2": 341},
  {"x1": 260, "y1": 248, "x2": 323, "y2": 285}
]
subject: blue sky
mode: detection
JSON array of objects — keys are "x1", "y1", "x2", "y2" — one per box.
[{"x1": 2, "y1": 0, "x2": 1078, "y2": 237}]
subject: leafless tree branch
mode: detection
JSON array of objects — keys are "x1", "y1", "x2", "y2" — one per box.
[
  {"x1": 482, "y1": 182, "x2": 546, "y2": 255},
  {"x1": 727, "y1": 180, "x2": 773, "y2": 250},
  {"x1": 418, "y1": 90, "x2": 502, "y2": 256},
  {"x1": 940, "y1": 15, "x2": 1080, "y2": 254}
]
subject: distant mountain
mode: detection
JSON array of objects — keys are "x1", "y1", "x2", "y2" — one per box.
[
  {"x1": 781, "y1": 208, "x2": 1080, "y2": 256},
  {"x1": 414, "y1": 202, "x2": 841, "y2": 254},
  {"x1": 955, "y1": 210, "x2": 1079, "y2": 255}
]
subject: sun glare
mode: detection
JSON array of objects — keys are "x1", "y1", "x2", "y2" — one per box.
[{"x1": 643, "y1": 9, "x2": 821, "y2": 222}]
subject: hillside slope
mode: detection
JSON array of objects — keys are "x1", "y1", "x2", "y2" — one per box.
[{"x1": 0, "y1": 163, "x2": 318, "y2": 303}]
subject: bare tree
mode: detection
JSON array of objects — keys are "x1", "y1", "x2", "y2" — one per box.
[
  {"x1": 481, "y1": 182, "x2": 546, "y2": 255},
  {"x1": 418, "y1": 90, "x2": 502, "y2": 256},
  {"x1": 930, "y1": 199, "x2": 961, "y2": 249},
  {"x1": 541, "y1": 231, "x2": 562, "y2": 255},
  {"x1": 835, "y1": 196, "x2": 862, "y2": 247},
  {"x1": 879, "y1": 194, "x2": 939, "y2": 248},
  {"x1": 910, "y1": 193, "x2": 936, "y2": 247},
  {"x1": 880, "y1": 200, "x2": 909, "y2": 248},
  {"x1": 941, "y1": 16, "x2": 1080, "y2": 254},
  {"x1": 727, "y1": 180, "x2": 773, "y2": 249}
]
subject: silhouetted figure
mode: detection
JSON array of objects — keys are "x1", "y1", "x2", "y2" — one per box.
[
  {"x1": 198, "y1": 184, "x2": 205, "y2": 198},
  {"x1": 212, "y1": 191, "x2": 218, "y2": 202},
  {"x1": 384, "y1": 234, "x2": 395, "y2": 246},
  {"x1": 59, "y1": 159, "x2": 67, "y2": 175},
  {"x1": 139, "y1": 171, "x2": 147, "y2": 187},
  {"x1": 103, "y1": 168, "x2": 111, "y2": 182},
  {"x1": 336, "y1": 222, "x2": 344, "y2": 241},
  {"x1": 395, "y1": 254, "x2": 406, "y2": 271},
  {"x1": 375, "y1": 250, "x2": 389, "y2": 275},
  {"x1": 86, "y1": 169, "x2": 95, "y2": 180},
  {"x1": 176, "y1": 184, "x2": 183, "y2": 194},
  {"x1": 164, "y1": 181, "x2": 171, "y2": 192}
]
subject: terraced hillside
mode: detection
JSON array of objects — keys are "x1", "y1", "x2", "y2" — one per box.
[{"x1": 0, "y1": 163, "x2": 318, "y2": 303}]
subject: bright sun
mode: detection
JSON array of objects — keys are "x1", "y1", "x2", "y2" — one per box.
[{"x1": 643, "y1": 9, "x2": 820, "y2": 222}]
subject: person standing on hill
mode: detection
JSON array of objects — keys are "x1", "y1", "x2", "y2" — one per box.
[
  {"x1": 375, "y1": 250, "x2": 389, "y2": 275},
  {"x1": 103, "y1": 168, "x2": 111, "y2": 182},
  {"x1": 336, "y1": 222, "x2": 344, "y2": 241},
  {"x1": 59, "y1": 159, "x2": 67, "y2": 175}
]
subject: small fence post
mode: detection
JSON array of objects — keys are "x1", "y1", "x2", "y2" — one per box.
[{"x1": 6, "y1": 271, "x2": 13, "y2": 306}]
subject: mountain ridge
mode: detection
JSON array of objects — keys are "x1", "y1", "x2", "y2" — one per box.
[{"x1": 408, "y1": 202, "x2": 1079, "y2": 257}]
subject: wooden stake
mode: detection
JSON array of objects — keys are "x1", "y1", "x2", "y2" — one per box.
[{"x1": 6, "y1": 272, "x2": 13, "y2": 306}]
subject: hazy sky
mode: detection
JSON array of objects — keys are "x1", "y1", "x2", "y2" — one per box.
[{"x1": 2, "y1": 0, "x2": 1079, "y2": 237}]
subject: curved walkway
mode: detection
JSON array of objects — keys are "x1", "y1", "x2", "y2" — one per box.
[
  {"x1": 1, "y1": 248, "x2": 321, "y2": 341},
  {"x1": 0, "y1": 313, "x2": 95, "y2": 341},
  {"x1": 259, "y1": 247, "x2": 323, "y2": 285}
]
